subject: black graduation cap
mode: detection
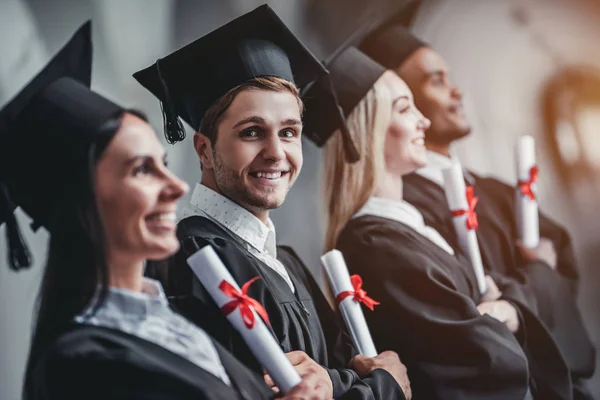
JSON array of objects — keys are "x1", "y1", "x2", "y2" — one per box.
[
  {"x1": 133, "y1": 4, "x2": 328, "y2": 144},
  {"x1": 359, "y1": 21, "x2": 427, "y2": 70},
  {"x1": 301, "y1": 46, "x2": 385, "y2": 163},
  {"x1": 0, "y1": 21, "x2": 123, "y2": 270}
]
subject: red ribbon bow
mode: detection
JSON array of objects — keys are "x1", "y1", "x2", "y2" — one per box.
[
  {"x1": 336, "y1": 275, "x2": 380, "y2": 311},
  {"x1": 451, "y1": 186, "x2": 479, "y2": 230},
  {"x1": 220, "y1": 276, "x2": 270, "y2": 329},
  {"x1": 518, "y1": 165, "x2": 538, "y2": 201}
]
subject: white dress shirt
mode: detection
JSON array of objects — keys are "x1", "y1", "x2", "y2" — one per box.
[
  {"x1": 353, "y1": 196, "x2": 455, "y2": 255},
  {"x1": 179, "y1": 183, "x2": 295, "y2": 292},
  {"x1": 415, "y1": 150, "x2": 475, "y2": 187},
  {"x1": 75, "y1": 278, "x2": 231, "y2": 384}
]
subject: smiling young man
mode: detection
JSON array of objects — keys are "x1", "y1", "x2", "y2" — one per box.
[
  {"x1": 135, "y1": 5, "x2": 408, "y2": 400},
  {"x1": 196, "y1": 77, "x2": 302, "y2": 227},
  {"x1": 360, "y1": 23, "x2": 595, "y2": 399}
]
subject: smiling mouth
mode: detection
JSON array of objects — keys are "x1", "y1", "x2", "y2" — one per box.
[
  {"x1": 249, "y1": 171, "x2": 289, "y2": 179},
  {"x1": 145, "y1": 211, "x2": 177, "y2": 231},
  {"x1": 412, "y1": 137, "x2": 425, "y2": 146},
  {"x1": 248, "y1": 170, "x2": 291, "y2": 188}
]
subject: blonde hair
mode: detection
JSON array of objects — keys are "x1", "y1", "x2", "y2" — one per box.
[{"x1": 322, "y1": 75, "x2": 393, "y2": 252}]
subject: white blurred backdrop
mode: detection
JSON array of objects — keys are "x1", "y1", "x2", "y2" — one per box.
[{"x1": 1, "y1": 1, "x2": 600, "y2": 399}]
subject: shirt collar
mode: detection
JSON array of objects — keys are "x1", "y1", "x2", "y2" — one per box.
[
  {"x1": 415, "y1": 151, "x2": 475, "y2": 187},
  {"x1": 414, "y1": 150, "x2": 456, "y2": 186},
  {"x1": 78, "y1": 278, "x2": 168, "y2": 320},
  {"x1": 185, "y1": 184, "x2": 277, "y2": 257},
  {"x1": 353, "y1": 197, "x2": 455, "y2": 255},
  {"x1": 353, "y1": 197, "x2": 426, "y2": 232}
]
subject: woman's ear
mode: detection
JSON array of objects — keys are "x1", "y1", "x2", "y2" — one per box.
[{"x1": 194, "y1": 132, "x2": 214, "y2": 169}]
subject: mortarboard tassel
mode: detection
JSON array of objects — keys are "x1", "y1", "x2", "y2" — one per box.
[
  {"x1": 156, "y1": 59, "x2": 186, "y2": 144},
  {"x1": 0, "y1": 184, "x2": 32, "y2": 271},
  {"x1": 339, "y1": 112, "x2": 360, "y2": 164},
  {"x1": 7, "y1": 211, "x2": 33, "y2": 271},
  {"x1": 325, "y1": 75, "x2": 360, "y2": 163}
]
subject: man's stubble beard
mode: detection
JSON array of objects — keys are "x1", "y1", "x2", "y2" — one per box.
[
  {"x1": 211, "y1": 149, "x2": 291, "y2": 212},
  {"x1": 424, "y1": 118, "x2": 471, "y2": 148}
]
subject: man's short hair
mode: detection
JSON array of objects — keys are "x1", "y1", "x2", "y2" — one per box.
[{"x1": 199, "y1": 76, "x2": 303, "y2": 144}]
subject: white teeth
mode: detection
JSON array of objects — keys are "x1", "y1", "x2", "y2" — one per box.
[
  {"x1": 414, "y1": 138, "x2": 425, "y2": 145},
  {"x1": 149, "y1": 212, "x2": 176, "y2": 222},
  {"x1": 255, "y1": 171, "x2": 282, "y2": 179}
]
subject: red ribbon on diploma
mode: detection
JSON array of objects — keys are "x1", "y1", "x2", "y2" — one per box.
[
  {"x1": 451, "y1": 186, "x2": 479, "y2": 230},
  {"x1": 518, "y1": 165, "x2": 538, "y2": 201},
  {"x1": 220, "y1": 276, "x2": 270, "y2": 329},
  {"x1": 336, "y1": 275, "x2": 380, "y2": 311}
]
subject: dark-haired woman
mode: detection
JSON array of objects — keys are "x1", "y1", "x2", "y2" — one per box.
[{"x1": 3, "y1": 23, "x2": 326, "y2": 400}]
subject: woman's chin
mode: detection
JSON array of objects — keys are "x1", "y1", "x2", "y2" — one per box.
[
  {"x1": 403, "y1": 158, "x2": 427, "y2": 175},
  {"x1": 145, "y1": 238, "x2": 180, "y2": 261},
  {"x1": 412, "y1": 153, "x2": 428, "y2": 170}
]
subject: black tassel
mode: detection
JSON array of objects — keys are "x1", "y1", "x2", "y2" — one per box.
[
  {"x1": 7, "y1": 212, "x2": 32, "y2": 271},
  {"x1": 0, "y1": 184, "x2": 32, "y2": 271},
  {"x1": 156, "y1": 59, "x2": 185, "y2": 144},
  {"x1": 325, "y1": 76, "x2": 360, "y2": 163},
  {"x1": 338, "y1": 105, "x2": 360, "y2": 164}
]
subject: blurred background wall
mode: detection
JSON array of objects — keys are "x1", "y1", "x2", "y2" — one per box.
[{"x1": 1, "y1": 0, "x2": 599, "y2": 398}]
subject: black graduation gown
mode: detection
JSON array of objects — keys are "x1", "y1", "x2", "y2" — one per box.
[
  {"x1": 336, "y1": 215, "x2": 573, "y2": 400},
  {"x1": 29, "y1": 324, "x2": 275, "y2": 400},
  {"x1": 403, "y1": 172, "x2": 596, "y2": 398},
  {"x1": 165, "y1": 215, "x2": 404, "y2": 400}
]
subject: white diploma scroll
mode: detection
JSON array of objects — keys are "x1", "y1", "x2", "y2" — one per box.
[
  {"x1": 515, "y1": 135, "x2": 540, "y2": 248},
  {"x1": 187, "y1": 245, "x2": 301, "y2": 393},
  {"x1": 442, "y1": 162, "x2": 487, "y2": 294},
  {"x1": 321, "y1": 250, "x2": 378, "y2": 357}
]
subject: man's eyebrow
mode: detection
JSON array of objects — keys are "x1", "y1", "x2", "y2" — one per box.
[
  {"x1": 232, "y1": 116, "x2": 266, "y2": 129},
  {"x1": 280, "y1": 118, "x2": 302, "y2": 126},
  {"x1": 424, "y1": 69, "x2": 445, "y2": 80}
]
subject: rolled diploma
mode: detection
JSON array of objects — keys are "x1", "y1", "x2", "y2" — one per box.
[
  {"x1": 516, "y1": 135, "x2": 539, "y2": 248},
  {"x1": 321, "y1": 250, "x2": 378, "y2": 357},
  {"x1": 442, "y1": 162, "x2": 487, "y2": 294},
  {"x1": 187, "y1": 245, "x2": 301, "y2": 393}
]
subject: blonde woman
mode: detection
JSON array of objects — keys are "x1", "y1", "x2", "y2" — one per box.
[{"x1": 309, "y1": 46, "x2": 572, "y2": 400}]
